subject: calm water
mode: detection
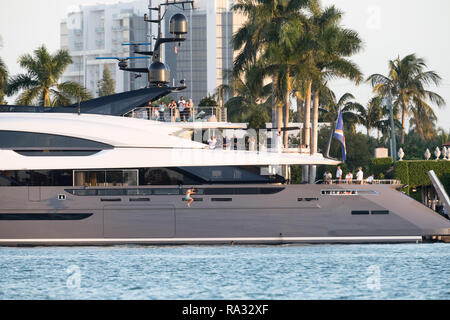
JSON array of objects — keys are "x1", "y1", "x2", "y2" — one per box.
[{"x1": 0, "y1": 243, "x2": 449, "y2": 300}]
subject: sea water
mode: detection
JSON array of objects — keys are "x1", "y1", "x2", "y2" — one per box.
[{"x1": 0, "y1": 243, "x2": 449, "y2": 300}]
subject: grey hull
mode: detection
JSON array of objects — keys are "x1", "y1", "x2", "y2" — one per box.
[{"x1": 1, "y1": 183, "x2": 449, "y2": 245}]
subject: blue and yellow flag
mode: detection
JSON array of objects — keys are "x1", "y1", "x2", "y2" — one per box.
[{"x1": 333, "y1": 109, "x2": 346, "y2": 162}]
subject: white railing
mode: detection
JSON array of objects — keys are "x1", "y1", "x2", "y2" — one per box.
[
  {"x1": 315, "y1": 179, "x2": 402, "y2": 185},
  {"x1": 127, "y1": 106, "x2": 226, "y2": 123}
]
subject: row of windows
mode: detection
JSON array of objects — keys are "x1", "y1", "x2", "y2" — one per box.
[
  {"x1": 321, "y1": 190, "x2": 379, "y2": 196},
  {"x1": 0, "y1": 167, "x2": 284, "y2": 187},
  {"x1": 65, "y1": 187, "x2": 285, "y2": 196},
  {"x1": 298, "y1": 198, "x2": 319, "y2": 202},
  {"x1": 351, "y1": 210, "x2": 389, "y2": 215},
  {"x1": 99, "y1": 197, "x2": 235, "y2": 203}
]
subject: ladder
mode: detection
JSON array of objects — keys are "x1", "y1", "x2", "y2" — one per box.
[{"x1": 428, "y1": 170, "x2": 450, "y2": 215}]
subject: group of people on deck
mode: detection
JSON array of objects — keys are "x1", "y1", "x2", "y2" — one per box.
[
  {"x1": 207, "y1": 135, "x2": 258, "y2": 151},
  {"x1": 150, "y1": 96, "x2": 193, "y2": 122},
  {"x1": 324, "y1": 166, "x2": 375, "y2": 184}
]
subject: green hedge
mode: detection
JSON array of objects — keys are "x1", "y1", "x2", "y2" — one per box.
[
  {"x1": 369, "y1": 157, "x2": 393, "y2": 179},
  {"x1": 394, "y1": 160, "x2": 450, "y2": 195}
]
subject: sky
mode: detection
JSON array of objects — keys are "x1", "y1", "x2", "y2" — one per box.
[{"x1": 0, "y1": 0, "x2": 449, "y2": 130}]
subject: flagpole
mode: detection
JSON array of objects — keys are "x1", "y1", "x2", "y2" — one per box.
[
  {"x1": 387, "y1": 93, "x2": 397, "y2": 162},
  {"x1": 325, "y1": 109, "x2": 339, "y2": 158},
  {"x1": 332, "y1": 107, "x2": 346, "y2": 163}
]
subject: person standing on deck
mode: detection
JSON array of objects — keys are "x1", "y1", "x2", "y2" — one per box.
[
  {"x1": 168, "y1": 100, "x2": 177, "y2": 122},
  {"x1": 178, "y1": 96, "x2": 186, "y2": 121},
  {"x1": 223, "y1": 136, "x2": 230, "y2": 150},
  {"x1": 233, "y1": 135, "x2": 238, "y2": 150},
  {"x1": 356, "y1": 167, "x2": 364, "y2": 184},
  {"x1": 208, "y1": 135, "x2": 217, "y2": 150},
  {"x1": 184, "y1": 101, "x2": 192, "y2": 121},
  {"x1": 159, "y1": 101, "x2": 166, "y2": 121},
  {"x1": 249, "y1": 136, "x2": 256, "y2": 151},
  {"x1": 336, "y1": 166, "x2": 342, "y2": 184}
]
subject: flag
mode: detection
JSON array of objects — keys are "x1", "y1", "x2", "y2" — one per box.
[
  {"x1": 333, "y1": 109, "x2": 346, "y2": 162},
  {"x1": 174, "y1": 45, "x2": 178, "y2": 54}
]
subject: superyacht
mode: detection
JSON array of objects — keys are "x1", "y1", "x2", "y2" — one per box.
[{"x1": 0, "y1": 0, "x2": 449, "y2": 245}]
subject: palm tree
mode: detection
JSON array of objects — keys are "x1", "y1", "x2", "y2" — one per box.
[
  {"x1": 224, "y1": 63, "x2": 271, "y2": 123},
  {"x1": 213, "y1": 69, "x2": 234, "y2": 122},
  {"x1": 358, "y1": 96, "x2": 384, "y2": 138},
  {"x1": 408, "y1": 102, "x2": 438, "y2": 140},
  {"x1": 306, "y1": 3, "x2": 363, "y2": 156},
  {"x1": 367, "y1": 54, "x2": 445, "y2": 144},
  {"x1": 232, "y1": 0, "x2": 313, "y2": 147},
  {"x1": 376, "y1": 105, "x2": 402, "y2": 145},
  {"x1": 319, "y1": 90, "x2": 363, "y2": 133},
  {"x1": 6, "y1": 45, "x2": 92, "y2": 106},
  {"x1": 0, "y1": 56, "x2": 7, "y2": 104}
]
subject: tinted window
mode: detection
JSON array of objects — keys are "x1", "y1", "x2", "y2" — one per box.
[
  {"x1": 178, "y1": 166, "x2": 285, "y2": 184},
  {"x1": 74, "y1": 170, "x2": 138, "y2": 187},
  {"x1": 139, "y1": 168, "x2": 190, "y2": 185},
  {"x1": 371, "y1": 210, "x2": 389, "y2": 215},
  {"x1": 0, "y1": 170, "x2": 73, "y2": 186},
  {"x1": 0, "y1": 130, "x2": 113, "y2": 150},
  {"x1": 351, "y1": 210, "x2": 370, "y2": 215},
  {"x1": 15, "y1": 150, "x2": 100, "y2": 157}
]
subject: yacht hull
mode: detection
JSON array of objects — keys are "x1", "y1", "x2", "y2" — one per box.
[{"x1": 1, "y1": 184, "x2": 449, "y2": 245}]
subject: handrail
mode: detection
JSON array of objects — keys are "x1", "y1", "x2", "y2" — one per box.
[
  {"x1": 127, "y1": 106, "x2": 225, "y2": 122},
  {"x1": 315, "y1": 179, "x2": 401, "y2": 185}
]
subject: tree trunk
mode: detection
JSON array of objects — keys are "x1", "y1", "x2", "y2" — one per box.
[
  {"x1": 296, "y1": 95, "x2": 303, "y2": 123},
  {"x1": 311, "y1": 90, "x2": 319, "y2": 155},
  {"x1": 272, "y1": 74, "x2": 277, "y2": 146},
  {"x1": 297, "y1": 94, "x2": 303, "y2": 147},
  {"x1": 309, "y1": 90, "x2": 319, "y2": 184},
  {"x1": 43, "y1": 88, "x2": 50, "y2": 107},
  {"x1": 277, "y1": 104, "x2": 283, "y2": 138},
  {"x1": 303, "y1": 80, "x2": 312, "y2": 149},
  {"x1": 284, "y1": 66, "x2": 290, "y2": 148},
  {"x1": 401, "y1": 102, "x2": 406, "y2": 145}
]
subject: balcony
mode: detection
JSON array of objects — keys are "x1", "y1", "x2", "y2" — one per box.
[{"x1": 112, "y1": 26, "x2": 129, "y2": 31}]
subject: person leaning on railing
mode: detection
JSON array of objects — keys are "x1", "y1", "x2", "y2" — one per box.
[
  {"x1": 184, "y1": 101, "x2": 192, "y2": 121},
  {"x1": 159, "y1": 101, "x2": 166, "y2": 121},
  {"x1": 168, "y1": 100, "x2": 177, "y2": 122},
  {"x1": 178, "y1": 96, "x2": 186, "y2": 122}
]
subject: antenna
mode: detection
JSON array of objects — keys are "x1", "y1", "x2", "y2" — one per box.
[
  {"x1": 94, "y1": 0, "x2": 195, "y2": 89},
  {"x1": 78, "y1": 55, "x2": 82, "y2": 115}
]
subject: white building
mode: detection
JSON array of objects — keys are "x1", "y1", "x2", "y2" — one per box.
[
  {"x1": 60, "y1": 0, "x2": 245, "y2": 101},
  {"x1": 60, "y1": 1, "x2": 149, "y2": 97}
]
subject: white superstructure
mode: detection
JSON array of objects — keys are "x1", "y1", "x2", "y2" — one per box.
[{"x1": 0, "y1": 113, "x2": 338, "y2": 171}]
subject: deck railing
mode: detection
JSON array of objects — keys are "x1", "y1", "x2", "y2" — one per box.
[
  {"x1": 127, "y1": 106, "x2": 227, "y2": 123},
  {"x1": 315, "y1": 179, "x2": 402, "y2": 185}
]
